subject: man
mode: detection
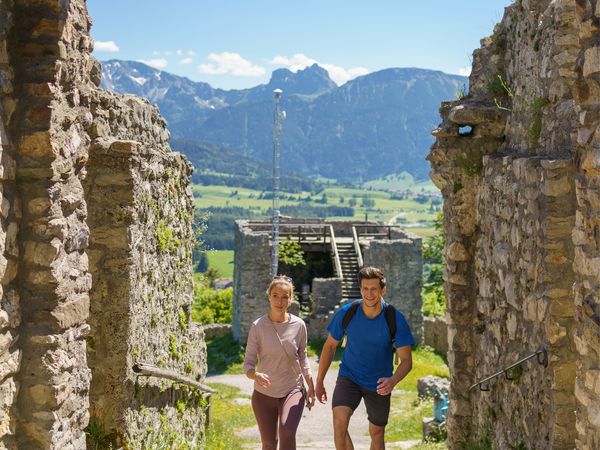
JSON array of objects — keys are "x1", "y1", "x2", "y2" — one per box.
[{"x1": 315, "y1": 266, "x2": 415, "y2": 450}]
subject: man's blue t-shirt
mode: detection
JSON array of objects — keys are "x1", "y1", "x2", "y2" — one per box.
[{"x1": 327, "y1": 300, "x2": 415, "y2": 392}]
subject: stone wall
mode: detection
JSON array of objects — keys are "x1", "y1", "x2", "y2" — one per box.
[
  {"x1": 428, "y1": 0, "x2": 600, "y2": 448},
  {"x1": 85, "y1": 110, "x2": 206, "y2": 446},
  {"x1": 0, "y1": 1, "x2": 207, "y2": 448},
  {"x1": 362, "y1": 235, "x2": 423, "y2": 343},
  {"x1": 0, "y1": 0, "x2": 18, "y2": 446},
  {"x1": 312, "y1": 277, "x2": 342, "y2": 314},
  {"x1": 12, "y1": 1, "x2": 94, "y2": 447},
  {"x1": 423, "y1": 317, "x2": 447, "y2": 355},
  {"x1": 232, "y1": 220, "x2": 272, "y2": 341}
]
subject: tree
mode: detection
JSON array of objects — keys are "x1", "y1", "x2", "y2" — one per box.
[
  {"x1": 422, "y1": 212, "x2": 446, "y2": 317},
  {"x1": 278, "y1": 238, "x2": 306, "y2": 267},
  {"x1": 196, "y1": 251, "x2": 209, "y2": 272}
]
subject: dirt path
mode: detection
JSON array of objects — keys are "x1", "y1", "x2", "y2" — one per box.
[{"x1": 207, "y1": 356, "x2": 421, "y2": 450}]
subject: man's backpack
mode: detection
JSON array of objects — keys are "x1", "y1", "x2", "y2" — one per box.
[{"x1": 341, "y1": 300, "x2": 397, "y2": 349}]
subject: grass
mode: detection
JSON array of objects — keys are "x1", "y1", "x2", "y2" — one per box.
[
  {"x1": 206, "y1": 250, "x2": 234, "y2": 279},
  {"x1": 409, "y1": 443, "x2": 448, "y2": 449},
  {"x1": 193, "y1": 183, "x2": 440, "y2": 229},
  {"x1": 206, "y1": 333, "x2": 245, "y2": 375},
  {"x1": 386, "y1": 346, "x2": 449, "y2": 443},
  {"x1": 205, "y1": 383, "x2": 257, "y2": 449}
]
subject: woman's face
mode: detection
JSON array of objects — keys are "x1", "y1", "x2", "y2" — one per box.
[{"x1": 268, "y1": 283, "x2": 292, "y2": 314}]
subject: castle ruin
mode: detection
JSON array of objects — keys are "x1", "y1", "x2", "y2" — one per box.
[
  {"x1": 232, "y1": 218, "x2": 423, "y2": 343},
  {"x1": 429, "y1": 0, "x2": 600, "y2": 448},
  {"x1": 0, "y1": 1, "x2": 207, "y2": 448}
]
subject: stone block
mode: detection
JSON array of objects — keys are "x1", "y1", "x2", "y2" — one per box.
[
  {"x1": 50, "y1": 295, "x2": 89, "y2": 329},
  {"x1": 19, "y1": 131, "x2": 53, "y2": 158},
  {"x1": 583, "y1": 46, "x2": 600, "y2": 77}
]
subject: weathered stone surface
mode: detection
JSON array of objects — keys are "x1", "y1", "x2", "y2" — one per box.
[{"x1": 426, "y1": 0, "x2": 595, "y2": 447}]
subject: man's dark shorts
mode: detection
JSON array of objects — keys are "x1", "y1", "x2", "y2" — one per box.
[{"x1": 331, "y1": 376, "x2": 391, "y2": 426}]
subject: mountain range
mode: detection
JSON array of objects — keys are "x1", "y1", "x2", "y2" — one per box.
[{"x1": 101, "y1": 60, "x2": 467, "y2": 182}]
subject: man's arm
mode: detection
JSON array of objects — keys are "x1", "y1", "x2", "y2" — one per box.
[
  {"x1": 315, "y1": 335, "x2": 339, "y2": 403},
  {"x1": 376, "y1": 345, "x2": 413, "y2": 396}
]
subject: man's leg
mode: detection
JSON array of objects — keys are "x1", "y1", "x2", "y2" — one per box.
[
  {"x1": 331, "y1": 377, "x2": 362, "y2": 450},
  {"x1": 368, "y1": 422, "x2": 385, "y2": 450},
  {"x1": 362, "y1": 388, "x2": 391, "y2": 450},
  {"x1": 333, "y1": 406, "x2": 354, "y2": 450}
]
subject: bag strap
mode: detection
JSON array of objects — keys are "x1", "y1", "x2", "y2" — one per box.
[{"x1": 268, "y1": 318, "x2": 306, "y2": 389}]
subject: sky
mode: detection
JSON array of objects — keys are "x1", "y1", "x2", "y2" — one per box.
[{"x1": 87, "y1": 0, "x2": 514, "y2": 90}]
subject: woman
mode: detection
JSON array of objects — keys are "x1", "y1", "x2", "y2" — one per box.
[{"x1": 243, "y1": 276, "x2": 316, "y2": 450}]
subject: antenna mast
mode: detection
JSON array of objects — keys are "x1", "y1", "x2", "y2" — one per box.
[{"x1": 271, "y1": 89, "x2": 283, "y2": 277}]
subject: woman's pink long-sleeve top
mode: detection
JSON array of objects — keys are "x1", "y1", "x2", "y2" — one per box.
[{"x1": 243, "y1": 314, "x2": 312, "y2": 398}]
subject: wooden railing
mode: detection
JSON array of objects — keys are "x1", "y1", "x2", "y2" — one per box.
[
  {"x1": 328, "y1": 225, "x2": 343, "y2": 281},
  {"x1": 132, "y1": 362, "x2": 215, "y2": 393},
  {"x1": 351, "y1": 226, "x2": 364, "y2": 269},
  {"x1": 354, "y1": 224, "x2": 404, "y2": 240}
]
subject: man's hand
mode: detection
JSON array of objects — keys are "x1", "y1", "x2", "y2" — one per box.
[
  {"x1": 254, "y1": 371, "x2": 271, "y2": 389},
  {"x1": 376, "y1": 377, "x2": 397, "y2": 396},
  {"x1": 316, "y1": 381, "x2": 328, "y2": 404}
]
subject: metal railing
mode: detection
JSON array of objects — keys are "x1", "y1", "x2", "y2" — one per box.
[
  {"x1": 469, "y1": 348, "x2": 548, "y2": 392},
  {"x1": 329, "y1": 225, "x2": 343, "y2": 281},
  {"x1": 351, "y1": 226, "x2": 364, "y2": 268}
]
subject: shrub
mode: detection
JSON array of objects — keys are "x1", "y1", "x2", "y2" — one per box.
[{"x1": 192, "y1": 285, "x2": 232, "y2": 324}]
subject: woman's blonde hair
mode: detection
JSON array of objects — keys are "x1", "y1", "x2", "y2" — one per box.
[{"x1": 266, "y1": 276, "x2": 294, "y2": 297}]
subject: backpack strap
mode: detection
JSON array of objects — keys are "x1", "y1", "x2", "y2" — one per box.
[
  {"x1": 341, "y1": 300, "x2": 361, "y2": 334},
  {"x1": 383, "y1": 303, "x2": 397, "y2": 348}
]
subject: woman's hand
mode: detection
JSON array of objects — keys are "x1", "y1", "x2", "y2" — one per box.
[
  {"x1": 254, "y1": 371, "x2": 271, "y2": 388},
  {"x1": 305, "y1": 385, "x2": 316, "y2": 410}
]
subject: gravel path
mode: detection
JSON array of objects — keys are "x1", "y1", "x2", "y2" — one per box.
[{"x1": 207, "y1": 356, "x2": 421, "y2": 450}]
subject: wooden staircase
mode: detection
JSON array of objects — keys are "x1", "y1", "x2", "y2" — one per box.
[{"x1": 335, "y1": 239, "x2": 361, "y2": 301}]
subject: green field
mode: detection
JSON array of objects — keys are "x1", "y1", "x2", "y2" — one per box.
[
  {"x1": 206, "y1": 250, "x2": 234, "y2": 279},
  {"x1": 193, "y1": 183, "x2": 441, "y2": 232}
]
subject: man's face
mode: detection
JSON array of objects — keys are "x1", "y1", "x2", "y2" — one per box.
[{"x1": 360, "y1": 278, "x2": 386, "y2": 308}]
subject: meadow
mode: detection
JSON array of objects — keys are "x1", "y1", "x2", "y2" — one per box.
[{"x1": 193, "y1": 181, "x2": 441, "y2": 233}]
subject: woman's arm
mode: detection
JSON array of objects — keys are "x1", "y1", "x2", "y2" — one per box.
[{"x1": 243, "y1": 323, "x2": 271, "y2": 388}]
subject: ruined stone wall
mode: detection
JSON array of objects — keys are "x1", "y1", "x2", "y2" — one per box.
[
  {"x1": 232, "y1": 220, "x2": 272, "y2": 341},
  {"x1": 0, "y1": 1, "x2": 19, "y2": 446},
  {"x1": 474, "y1": 155, "x2": 576, "y2": 448},
  {"x1": 85, "y1": 90, "x2": 206, "y2": 447},
  {"x1": 10, "y1": 1, "x2": 95, "y2": 447},
  {"x1": 0, "y1": 1, "x2": 207, "y2": 448},
  {"x1": 362, "y1": 235, "x2": 423, "y2": 343},
  {"x1": 429, "y1": 0, "x2": 600, "y2": 448}
]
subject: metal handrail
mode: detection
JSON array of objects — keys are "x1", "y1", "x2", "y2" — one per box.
[
  {"x1": 468, "y1": 348, "x2": 548, "y2": 392},
  {"x1": 329, "y1": 225, "x2": 343, "y2": 281},
  {"x1": 351, "y1": 226, "x2": 364, "y2": 268}
]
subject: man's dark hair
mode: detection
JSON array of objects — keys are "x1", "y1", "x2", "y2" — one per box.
[{"x1": 358, "y1": 266, "x2": 386, "y2": 289}]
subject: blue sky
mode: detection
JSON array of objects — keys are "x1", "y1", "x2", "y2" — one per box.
[{"x1": 88, "y1": 0, "x2": 513, "y2": 90}]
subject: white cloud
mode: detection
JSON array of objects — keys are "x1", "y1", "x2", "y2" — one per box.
[
  {"x1": 179, "y1": 58, "x2": 193, "y2": 65},
  {"x1": 139, "y1": 58, "x2": 168, "y2": 69},
  {"x1": 187, "y1": 50, "x2": 197, "y2": 56},
  {"x1": 95, "y1": 40, "x2": 120, "y2": 52},
  {"x1": 269, "y1": 53, "x2": 370, "y2": 85},
  {"x1": 458, "y1": 66, "x2": 472, "y2": 76},
  {"x1": 198, "y1": 52, "x2": 265, "y2": 77}
]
